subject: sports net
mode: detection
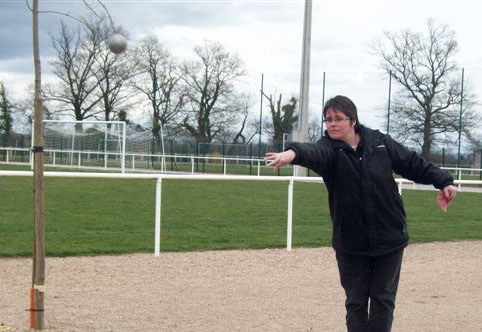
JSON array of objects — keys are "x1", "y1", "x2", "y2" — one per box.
[
  {"x1": 41, "y1": 120, "x2": 126, "y2": 171},
  {"x1": 40, "y1": 120, "x2": 168, "y2": 172}
]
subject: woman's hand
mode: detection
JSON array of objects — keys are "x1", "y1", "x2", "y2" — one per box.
[
  {"x1": 265, "y1": 150, "x2": 296, "y2": 170},
  {"x1": 437, "y1": 185, "x2": 457, "y2": 212},
  {"x1": 442, "y1": 185, "x2": 457, "y2": 200}
]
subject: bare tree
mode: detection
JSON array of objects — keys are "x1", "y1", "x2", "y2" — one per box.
[
  {"x1": 262, "y1": 93, "x2": 298, "y2": 145},
  {"x1": 216, "y1": 93, "x2": 257, "y2": 145},
  {"x1": 307, "y1": 116, "x2": 321, "y2": 143},
  {"x1": 230, "y1": 97, "x2": 250, "y2": 144},
  {"x1": 180, "y1": 40, "x2": 246, "y2": 142},
  {"x1": 17, "y1": 84, "x2": 58, "y2": 123},
  {"x1": 47, "y1": 20, "x2": 105, "y2": 121},
  {"x1": 132, "y1": 36, "x2": 184, "y2": 145},
  {"x1": 373, "y1": 19, "x2": 478, "y2": 157},
  {"x1": 246, "y1": 117, "x2": 262, "y2": 144},
  {"x1": 92, "y1": 22, "x2": 136, "y2": 121}
]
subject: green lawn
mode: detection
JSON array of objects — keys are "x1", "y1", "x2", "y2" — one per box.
[
  {"x1": 0, "y1": 164, "x2": 481, "y2": 257},
  {"x1": 0, "y1": 160, "x2": 301, "y2": 176},
  {"x1": 4, "y1": 160, "x2": 480, "y2": 179}
]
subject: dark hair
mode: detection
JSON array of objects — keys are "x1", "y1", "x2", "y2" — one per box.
[{"x1": 323, "y1": 95, "x2": 360, "y2": 130}]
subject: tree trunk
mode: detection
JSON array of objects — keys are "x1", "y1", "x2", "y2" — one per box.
[
  {"x1": 31, "y1": 0, "x2": 45, "y2": 329},
  {"x1": 421, "y1": 112, "x2": 432, "y2": 158}
]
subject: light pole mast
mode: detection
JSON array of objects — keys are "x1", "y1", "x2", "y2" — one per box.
[
  {"x1": 293, "y1": 0, "x2": 312, "y2": 177},
  {"x1": 28, "y1": 1, "x2": 125, "y2": 328},
  {"x1": 31, "y1": 0, "x2": 46, "y2": 329}
]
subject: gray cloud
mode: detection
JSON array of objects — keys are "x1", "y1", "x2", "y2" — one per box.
[
  {"x1": 1, "y1": 0, "x2": 481, "y2": 134},
  {"x1": 0, "y1": 3, "x2": 34, "y2": 59}
]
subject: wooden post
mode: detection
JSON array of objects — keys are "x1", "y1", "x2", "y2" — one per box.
[{"x1": 31, "y1": 0, "x2": 46, "y2": 329}]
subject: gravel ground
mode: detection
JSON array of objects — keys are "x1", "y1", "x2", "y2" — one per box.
[{"x1": 1, "y1": 241, "x2": 481, "y2": 332}]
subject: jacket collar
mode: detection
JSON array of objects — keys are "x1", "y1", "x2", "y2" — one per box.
[
  {"x1": 323, "y1": 125, "x2": 383, "y2": 154},
  {"x1": 323, "y1": 126, "x2": 365, "y2": 151},
  {"x1": 357, "y1": 125, "x2": 385, "y2": 156}
]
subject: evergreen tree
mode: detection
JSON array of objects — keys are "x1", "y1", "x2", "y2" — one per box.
[{"x1": 0, "y1": 82, "x2": 13, "y2": 135}]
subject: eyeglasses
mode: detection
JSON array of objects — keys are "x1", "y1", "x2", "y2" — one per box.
[{"x1": 324, "y1": 116, "x2": 350, "y2": 124}]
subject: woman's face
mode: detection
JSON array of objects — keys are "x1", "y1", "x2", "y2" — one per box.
[{"x1": 324, "y1": 108, "x2": 356, "y2": 143}]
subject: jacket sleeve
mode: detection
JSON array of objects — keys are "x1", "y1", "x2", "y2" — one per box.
[
  {"x1": 284, "y1": 139, "x2": 334, "y2": 177},
  {"x1": 383, "y1": 135, "x2": 454, "y2": 190}
]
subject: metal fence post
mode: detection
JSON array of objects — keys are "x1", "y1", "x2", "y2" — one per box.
[
  {"x1": 287, "y1": 179, "x2": 294, "y2": 251},
  {"x1": 480, "y1": 148, "x2": 482, "y2": 180},
  {"x1": 154, "y1": 177, "x2": 162, "y2": 257}
]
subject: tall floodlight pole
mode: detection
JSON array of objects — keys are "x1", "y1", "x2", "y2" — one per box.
[
  {"x1": 320, "y1": 71, "x2": 325, "y2": 137},
  {"x1": 293, "y1": 0, "x2": 312, "y2": 177},
  {"x1": 387, "y1": 70, "x2": 392, "y2": 134},
  {"x1": 258, "y1": 73, "x2": 264, "y2": 159},
  {"x1": 457, "y1": 68, "x2": 464, "y2": 169},
  {"x1": 31, "y1": 0, "x2": 46, "y2": 329}
]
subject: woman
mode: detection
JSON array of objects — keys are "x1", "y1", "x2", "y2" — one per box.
[{"x1": 265, "y1": 95, "x2": 457, "y2": 332}]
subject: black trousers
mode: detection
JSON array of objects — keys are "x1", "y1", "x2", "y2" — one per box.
[{"x1": 336, "y1": 249, "x2": 404, "y2": 332}]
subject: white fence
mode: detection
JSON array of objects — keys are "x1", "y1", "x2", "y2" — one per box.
[
  {"x1": 1, "y1": 170, "x2": 481, "y2": 257},
  {"x1": 2, "y1": 147, "x2": 482, "y2": 180},
  {"x1": 0, "y1": 147, "x2": 281, "y2": 175},
  {"x1": 0, "y1": 147, "x2": 30, "y2": 164}
]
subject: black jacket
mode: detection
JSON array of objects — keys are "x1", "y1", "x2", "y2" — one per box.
[{"x1": 286, "y1": 125, "x2": 453, "y2": 256}]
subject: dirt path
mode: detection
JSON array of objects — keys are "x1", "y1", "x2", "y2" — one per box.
[{"x1": 1, "y1": 241, "x2": 481, "y2": 332}]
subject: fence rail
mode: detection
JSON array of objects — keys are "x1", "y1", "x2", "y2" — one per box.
[
  {"x1": 0, "y1": 146, "x2": 284, "y2": 176},
  {"x1": 2, "y1": 147, "x2": 482, "y2": 181},
  {"x1": 1, "y1": 170, "x2": 481, "y2": 257}
]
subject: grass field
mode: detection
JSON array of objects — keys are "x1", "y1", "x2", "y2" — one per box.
[
  {"x1": 0, "y1": 160, "x2": 298, "y2": 176},
  {"x1": 2, "y1": 159, "x2": 481, "y2": 179},
  {"x1": 1, "y1": 164, "x2": 481, "y2": 257}
]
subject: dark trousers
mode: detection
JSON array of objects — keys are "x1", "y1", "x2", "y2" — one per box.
[{"x1": 336, "y1": 249, "x2": 404, "y2": 332}]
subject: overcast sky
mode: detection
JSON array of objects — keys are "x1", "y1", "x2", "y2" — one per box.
[{"x1": 1, "y1": 0, "x2": 481, "y2": 135}]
